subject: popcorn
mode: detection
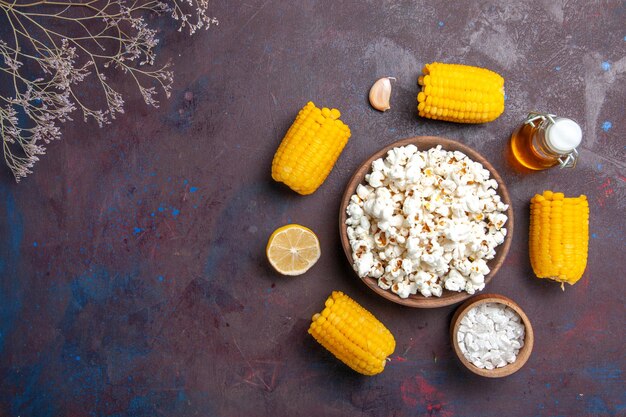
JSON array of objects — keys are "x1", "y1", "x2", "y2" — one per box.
[
  {"x1": 444, "y1": 269, "x2": 466, "y2": 292},
  {"x1": 355, "y1": 252, "x2": 374, "y2": 277},
  {"x1": 356, "y1": 184, "x2": 373, "y2": 200},
  {"x1": 391, "y1": 281, "x2": 412, "y2": 298},
  {"x1": 346, "y1": 145, "x2": 508, "y2": 298},
  {"x1": 366, "y1": 171, "x2": 385, "y2": 188}
]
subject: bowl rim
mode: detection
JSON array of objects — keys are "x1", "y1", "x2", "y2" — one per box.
[
  {"x1": 338, "y1": 136, "x2": 514, "y2": 308},
  {"x1": 449, "y1": 293, "x2": 534, "y2": 378}
]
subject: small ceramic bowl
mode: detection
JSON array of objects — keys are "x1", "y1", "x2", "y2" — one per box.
[
  {"x1": 450, "y1": 293, "x2": 534, "y2": 378},
  {"x1": 339, "y1": 136, "x2": 514, "y2": 308}
]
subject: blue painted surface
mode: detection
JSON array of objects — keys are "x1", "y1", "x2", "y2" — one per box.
[
  {"x1": 0, "y1": 184, "x2": 23, "y2": 356},
  {"x1": 587, "y1": 395, "x2": 611, "y2": 414}
]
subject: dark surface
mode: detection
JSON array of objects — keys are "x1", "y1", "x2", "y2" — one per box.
[{"x1": 1, "y1": 1, "x2": 625, "y2": 416}]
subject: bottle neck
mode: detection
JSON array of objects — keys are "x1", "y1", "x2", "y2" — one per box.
[{"x1": 531, "y1": 119, "x2": 562, "y2": 161}]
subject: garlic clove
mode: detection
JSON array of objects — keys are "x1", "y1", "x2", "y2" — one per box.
[{"x1": 369, "y1": 77, "x2": 395, "y2": 112}]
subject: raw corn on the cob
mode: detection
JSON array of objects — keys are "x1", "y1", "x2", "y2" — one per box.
[
  {"x1": 308, "y1": 291, "x2": 396, "y2": 376},
  {"x1": 529, "y1": 191, "x2": 589, "y2": 286},
  {"x1": 417, "y1": 62, "x2": 505, "y2": 123},
  {"x1": 272, "y1": 102, "x2": 351, "y2": 195}
]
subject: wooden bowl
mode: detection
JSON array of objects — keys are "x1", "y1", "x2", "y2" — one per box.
[
  {"x1": 339, "y1": 136, "x2": 514, "y2": 308},
  {"x1": 450, "y1": 293, "x2": 534, "y2": 378}
]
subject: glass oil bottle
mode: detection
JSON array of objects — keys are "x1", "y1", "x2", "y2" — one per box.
[{"x1": 510, "y1": 112, "x2": 582, "y2": 170}]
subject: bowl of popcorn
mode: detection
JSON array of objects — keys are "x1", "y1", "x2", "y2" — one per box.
[
  {"x1": 450, "y1": 294, "x2": 534, "y2": 377},
  {"x1": 339, "y1": 136, "x2": 513, "y2": 308}
]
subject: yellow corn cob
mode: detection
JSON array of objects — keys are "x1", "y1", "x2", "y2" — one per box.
[
  {"x1": 272, "y1": 102, "x2": 351, "y2": 195},
  {"x1": 529, "y1": 191, "x2": 589, "y2": 286},
  {"x1": 417, "y1": 62, "x2": 505, "y2": 123},
  {"x1": 308, "y1": 291, "x2": 396, "y2": 376}
]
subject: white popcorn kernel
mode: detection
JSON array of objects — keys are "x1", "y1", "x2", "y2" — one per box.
[
  {"x1": 470, "y1": 273, "x2": 485, "y2": 285},
  {"x1": 404, "y1": 144, "x2": 418, "y2": 157},
  {"x1": 450, "y1": 203, "x2": 465, "y2": 219},
  {"x1": 366, "y1": 171, "x2": 385, "y2": 188},
  {"x1": 441, "y1": 178, "x2": 457, "y2": 194},
  {"x1": 359, "y1": 216, "x2": 370, "y2": 231},
  {"x1": 377, "y1": 276, "x2": 391, "y2": 290},
  {"x1": 391, "y1": 281, "x2": 412, "y2": 298},
  {"x1": 374, "y1": 230, "x2": 388, "y2": 248},
  {"x1": 356, "y1": 184, "x2": 372, "y2": 200},
  {"x1": 389, "y1": 164, "x2": 406, "y2": 180},
  {"x1": 350, "y1": 239, "x2": 369, "y2": 252},
  {"x1": 484, "y1": 178, "x2": 498, "y2": 190},
  {"x1": 430, "y1": 284, "x2": 443, "y2": 297},
  {"x1": 488, "y1": 212, "x2": 508, "y2": 230},
  {"x1": 378, "y1": 220, "x2": 391, "y2": 233},
  {"x1": 401, "y1": 258, "x2": 413, "y2": 274},
  {"x1": 347, "y1": 202, "x2": 363, "y2": 219},
  {"x1": 444, "y1": 222, "x2": 472, "y2": 243},
  {"x1": 384, "y1": 245, "x2": 403, "y2": 259},
  {"x1": 402, "y1": 196, "x2": 420, "y2": 217},
  {"x1": 385, "y1": 258, "x2": 405, "y2": 279},
  {"x1": 421, "y1": 171, "x2": 436, "y2": 187},
  {"x1": 453, "y1": 151, "x2": 466, "y2": 161},
  {"x1": 463, "y1": 195, "x2": 481, "y2": 213},
  {"x1": 408, "y1": 152, "x2": 426, "y2": 167},
  {"x1": 354, "y1": 251, "x2": 374, "y2": 277},
  {"x1": 434, "y1": 204, "x2": 450, "y2": 217},
  {"x1": 372, "y1": 158, "x2": 386, "y2": 172},
  {"x1": 444, "y1": 269, "x2": 466, "y2": 292},
  {"x1": 388, "y1": 214, "x2": 403, "y2": 229},
  {"x1": 419, "y1": 285, "x2": 432, "y2": 297},
  {"x1": 405, "y1": 165, "x2": 422, "y2": 183}
]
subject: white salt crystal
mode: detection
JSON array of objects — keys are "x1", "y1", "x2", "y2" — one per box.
[{"x1": 456, "y1": 302, "x2": 525, "y2": 370}]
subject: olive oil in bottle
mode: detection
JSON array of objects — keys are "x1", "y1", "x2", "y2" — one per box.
[{"x1": 510, "y1": 112, "x2": 582, "y2": 170}]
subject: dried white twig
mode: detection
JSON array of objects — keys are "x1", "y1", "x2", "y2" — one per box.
[{"x1": 0, "y1": 0, "x2": 217, "y2": 181}]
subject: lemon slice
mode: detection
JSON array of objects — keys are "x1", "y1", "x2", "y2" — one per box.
[{"x1": 266, "y1": 224, "x2": 321, "y2": 276}]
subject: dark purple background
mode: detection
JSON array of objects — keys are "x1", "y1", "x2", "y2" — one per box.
[{"x1": 1, "y1": 1, "x2": 624, "y2": 416}]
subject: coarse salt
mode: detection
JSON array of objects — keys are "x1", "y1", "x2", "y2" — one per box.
[{"x1": 457, "y1": 303, "x2": 525, "y2": 370}]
